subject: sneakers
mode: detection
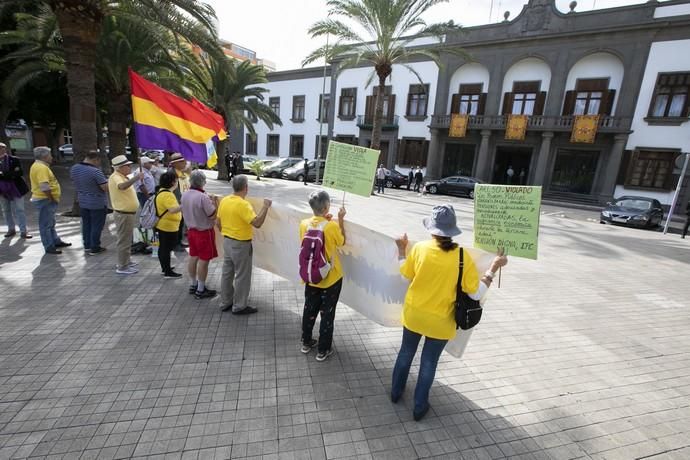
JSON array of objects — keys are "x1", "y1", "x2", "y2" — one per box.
[
  {"x1": 194, "y1": 288, "x2": 217, "y2": 299},
  {"x1": 88, "y1": 247, "x2": 106, "y2": 255},
  {"x1": 189, "y1": 285, "x2": 198, "y2": 294},
  {"x1": 163, "y1": 271, "x2": 182, "y2": 278},
  {"x1": 413, "y1": 404, "x2": 431, "y2": 422},
  {"x1": 300, "y1": 339, "x2": 317, "y2": 354},
  {"x1": 116, "y1": 266, "x2": 138, "y2": 275},
  {"x1": 315, "y1": 349, "x2": 334, "y2": 362},
  {"x1": 20, "y1": 232, "x2": 31, "y2": 239},
  {"x1": 55, "y1": 241, "x2": 72, "y2": 248},
  {"x1": 127, "y1": 261, "x2": 139, "y2": 267},
  {"x1": 4, "y1": 231, "x2": 16, "y2": 238},
  {"x1": 231, "y1": 306, "x2": 258, "y2": 315},
  {"x1": 45, "y1": 247, "x2": 62, "y2": 255}
]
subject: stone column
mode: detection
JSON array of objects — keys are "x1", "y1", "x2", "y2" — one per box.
[
  {"x1": 533, "y1": 131, "x2": 554, "y2": 186},
  {"x1": 599, "y1": 134, "x2": 629, "y2": 203},
  {"x1": 425, "y1": 128, "x2": 442, "y2": 179},
  {"x1": 475, "y1": 130, "x2": 492, "y2": 181}
]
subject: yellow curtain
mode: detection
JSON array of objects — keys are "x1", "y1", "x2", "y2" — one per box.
[
  {"x1": 505, "y1": 114, "x2": 529, "y2": 141},
  {"x1": 449, "y1": 114, "x2": 468, "y2": 138},
  {"x1": 571, "y1": 115, "x2": 600, "y2": 143}
]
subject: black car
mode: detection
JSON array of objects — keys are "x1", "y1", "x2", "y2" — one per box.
[
  {"x1": 282, "y1": 159, "x2": 326, "y2": 182},
  {"x1": 383, "y1": 169, "x2": 408, "y2": 188},
  {"x1": 600, "y1": 196, "x2": 664, "y2": 228},
  {"x1": 425, "y1": 176, "x2": 482, "y2": 198}
]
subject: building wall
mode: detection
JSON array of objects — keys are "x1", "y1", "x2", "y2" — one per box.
[
  {"x1": 500, "y1": 57, "x2": 553, "y2": 112},
  {"x1": 564, "y1": 52, "x2": 625, "y2": 115},
  {"x1": 446, "y1": 63, "x2": 491, "y2": 114}
]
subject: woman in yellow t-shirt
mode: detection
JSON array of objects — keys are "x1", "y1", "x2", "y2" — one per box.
[
  {"x1": 392, "y1": 204, "x2": 508, "y2": 421},
  {"x1": 155, "y1": 171, "x2": 182, "y2": 278}
]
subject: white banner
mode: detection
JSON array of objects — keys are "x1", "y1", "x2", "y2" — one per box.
[{"x1": 218, "y1": 198, "x2": 496, "y2": 358}]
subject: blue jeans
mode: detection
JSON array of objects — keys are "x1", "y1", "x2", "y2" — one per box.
[
  {"x1": 391, "y1": 327, "x2": 448, "y2": 413},
  {"x1": 0, "y1": 195, "x2": 27, "y2": 233},
  {"x1": 33, "y1": 199, "x2": 62, "y2": 250},
  {"x1": 81, "y1": 207, "x2": 107, "y2": 250}
]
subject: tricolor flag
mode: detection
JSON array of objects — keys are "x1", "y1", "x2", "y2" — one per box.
[{"x1": 129, "y1": 69, "x2": 226, "y2": 165}]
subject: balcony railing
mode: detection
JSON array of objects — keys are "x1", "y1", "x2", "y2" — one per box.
[
  {"x1": 430, "y1": 114, "x2": 631, "y2": 133},
  {"x1": 356, "y1": 115, "x2": 399, "y2": 130}
]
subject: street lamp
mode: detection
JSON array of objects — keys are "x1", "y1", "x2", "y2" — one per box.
[
  {"x1": 314, "y1": 33, "x2": 329, "y2": 186},
  {"x1": 663, "y1": 151, "x2": 689, "y2": 235}
]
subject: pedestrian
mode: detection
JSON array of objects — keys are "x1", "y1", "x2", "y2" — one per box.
[
  {"x1": 414, "y1": 167, "x2": 423, "y2": 193},
  {"x1": 235, "y1": 153, "x2": 244, "y2": 175},
  {"x1": 108, "y1": 155, "x2": 143, "y2": 274},
  {"x1": 0, "y1": 142, "x2": 31, "y2": 239},
  {"x1": 181, "y1": 170, "x2": 219, "y2": 298},
  {"x1": 29, "y1": 146, "x2": 70, "y2": 254},
  {"x1": 168, "y1": 153, "x2": 190, "y2": 251},
  {"x1": 519, "y1": 168, "x2": 526, "y2": 185},
  {"x1": 135, "y1": 156, "x2": 156, "y2": 208},
  {"x1": 506, "y1": 165, "x2": 514, "y2": 184},
  {"x1": 392, "y1": 204, "x2": 508, "y2": 421},
  {"x1": 299, "y1": 190, "x2": 346, "y2": 362},
  {"x1": 224, "y1": 151, "x2": 233, "y2": 182},
  {"x1": 682, "y1": 200, "x2": 690, "y2": 239},
  {"x1": 376, "y1": 164, "x2": 386, "y2": 194},
  {"x1": 217, "y1": 174, "x2": 271, "y2": 315},
  {"x1": 154, "y1": 171, "x2": 183, "y2": 278},
  {"x1": 69, "y1": 151, "x2": 108, "y2": 255},
  {"x1": 230, "y1": 153, "x2": 238, "y2": 180},
  {"x1": 407, "y1": 169, "x2": 413, "y2": 191},
  {"x1": 303, "y1": 160, "x2": 310, "y2": 185}
]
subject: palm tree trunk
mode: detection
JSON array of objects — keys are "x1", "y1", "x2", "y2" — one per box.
[
  {"x1": 370, "y1": 74, "x2": 387, "y2": 152},
  {"x1": 217, "y1": 137, "x2": 229, "y2": 180},
  {"x1": 0, "y1": 106, "x2": 11, "y2": 146},
  {"x1": 107, "y1": 91, "x2": 129, "y2": 160}
]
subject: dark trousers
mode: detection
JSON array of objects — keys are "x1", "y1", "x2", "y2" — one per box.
[
  {"x1": 81, "y1": 207, "x2": 106, "y2": 250},
  {"x1": 414, "y1": 181, "x2": 422, "y2": 192},
  {"x1": 157, "y1": 229, "x2": 178, "y2": 274},
  {"x1": 302, "y1": 278, "x2": 343, "y2": 353},
  {"x1": 177, "y1": 217, "x2": 185, "y2": 246},
  {"x1": 407, "y1": 179, "x2": 412, "y2": 190},
  {"x1": 683, "y1": 217, "x2": 690, "y2": 238},
  {"x1": 136, "y1": 192, "x2": 148, "y2": 209},
  {"x1": 377, "y1": 178, "x2": 385, "y2": 194}
]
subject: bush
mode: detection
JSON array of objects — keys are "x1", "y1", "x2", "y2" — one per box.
[{"x1": 249, "y1": 160, "x2": 265, "y2": 180}]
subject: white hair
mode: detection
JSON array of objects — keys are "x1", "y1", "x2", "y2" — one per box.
[{"x1": 33, "y1": 146, "x2": 51, "y2": 160}]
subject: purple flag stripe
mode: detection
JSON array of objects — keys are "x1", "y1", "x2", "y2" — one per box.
[{"x1": 134, "y1": 123, "x2": 208, "y2": 163}]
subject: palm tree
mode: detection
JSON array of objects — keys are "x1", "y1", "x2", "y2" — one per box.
[{"x1": 304, "y1": 0, "x2": 459, "y2": 151}]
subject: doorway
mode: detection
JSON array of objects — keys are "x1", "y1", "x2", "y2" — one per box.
[
  {"x1": 366, "y1": 139, "x2": 389, "y2": 166},
  {"x1": 550, "y1": 149, "x2": 600, "y2": 194},
  {"x1": 443, "y1": 143, "x2": 476, "y2": 177},
  {"x1": 492, "y1": 146, "x2": 533, "y2": 184}
]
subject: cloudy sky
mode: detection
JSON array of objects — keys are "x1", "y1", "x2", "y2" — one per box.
[{"x1": 205, "y1": 0, "x2": 652, "y2": 71}]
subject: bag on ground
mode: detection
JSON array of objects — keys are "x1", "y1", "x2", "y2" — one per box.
[{"x1": 299, "y1": 220, "x2": 331, "y2": 284}]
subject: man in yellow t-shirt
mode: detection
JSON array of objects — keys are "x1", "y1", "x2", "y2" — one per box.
[
  {"x1": 298, "y1": 190, "x2": 346, "y2": 362},
  {"x1": 29, "y1": 146, "x2": 70, "y2": 254},
  {"x1": 217, "y1": 174, "x2": 271, "y2": 315},
  {"x1": 108, "y1": 155, "x2": 143, "y2": 275}
]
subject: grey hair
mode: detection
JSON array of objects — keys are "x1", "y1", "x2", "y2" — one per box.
[
  {"x1": 308, "y1": 190, "x2": 331, "y2": 215},
  {"x1": 232, "y1": 174, "x2": 248, "y2": 192},
  {"x1": 189, "y1": 169, "x2": 207, "y2": 188},
  {"x1": 33, "y1": 146, "x2": 51, "y2": 160}
]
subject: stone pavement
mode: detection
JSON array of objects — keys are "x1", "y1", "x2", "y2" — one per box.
[{"x1": 1, "y1": 165, "x2": 690, "y2": 460}]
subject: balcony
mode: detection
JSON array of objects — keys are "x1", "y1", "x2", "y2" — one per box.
[
  {"x1": 356, "y1": 115, "x2": 399, "y2": 131},
  {"x1": 430, "y1": 114, "x2": 632, "y2": 133}
]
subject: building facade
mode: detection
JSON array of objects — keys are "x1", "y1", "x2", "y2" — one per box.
[{"x1": 245, "y1": 0, "x2": 690, "y2": 210}]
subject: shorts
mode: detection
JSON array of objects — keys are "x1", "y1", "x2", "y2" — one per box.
[{"x1": 187, "y1": 228, "x2": 218, "y2": 261}]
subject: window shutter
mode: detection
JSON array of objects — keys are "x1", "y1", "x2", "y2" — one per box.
[
  {"x1": 365, "y1": 95, "x2": 375, "y2": 121},
  {"x1": 338, "y1": 93, "x2": 344, "y2": 117},
  {"x1": 451, "y1": 94, "x2": 460, "y2": 114},
  {"x1": 502, "y1": 92, "x2": 514, "y2": 115},
  {"x1": 388, "y1": 95, "x2": 396, "y2": 123},
  {"x1": 422, "y1": 140, "x2": 430, "y2": 167},
  {"x1": 601, "y1": 89, "x2": 616, "y2": 115},
  {"x1": 562, "y1": 91, "x2": 576, "y2": 115},
  {"x1": 478, "y1": 93, "x2": 487, "y2": 115},
  {"x1": 534, "y1": 92, "x2": 547, "y2": 116},
  {"x1": 398, "y1": 139, "x2": 406, "y2": 165}
]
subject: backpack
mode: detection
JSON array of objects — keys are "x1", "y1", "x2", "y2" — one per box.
[
  {"x1": 299, "y1": 220, "x2": 331, "y2": 284},
  {"x1": 139, "y1": 190, "x2": 169, "y2": 230}
]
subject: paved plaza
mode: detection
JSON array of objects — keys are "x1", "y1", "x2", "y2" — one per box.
[{"x1": 1, "y1": 163, "x2": 690, "y2": 460}]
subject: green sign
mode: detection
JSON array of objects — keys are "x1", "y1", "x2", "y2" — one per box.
[
  {"x1": 322, "y1": 141, "x2": 380, "y2": 198},
  {"x1": 473, "y1": 184, "x2": 542, "y2": 260}
]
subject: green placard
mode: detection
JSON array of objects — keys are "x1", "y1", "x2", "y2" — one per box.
[
  {"x1": 473, "y1": 184, "x2": 542, "y2": 260},
  {"x1": 322, "y1": 141, "x2": 380, "y2": 198}
]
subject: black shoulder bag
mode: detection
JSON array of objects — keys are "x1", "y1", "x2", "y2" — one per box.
[{"x1": 455, "y1": 248, "x2": 483, "y2": 330}]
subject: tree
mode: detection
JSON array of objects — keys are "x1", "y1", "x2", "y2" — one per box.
[{"x1": 304, "y1": 0, "x2": 459, "y2": 152}]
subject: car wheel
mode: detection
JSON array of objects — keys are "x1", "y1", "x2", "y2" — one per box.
[
  {"x1": 385, "y1": 179, "x2": 393, "y2": 188},
  {"x1": 468, "y1": 189, "x2": 475, "y2": 199},
  {"x1": 271, "y1": 172, "x2": 279, "y2": 178},
  {"x1": 600, "y1": 220, "x2": 606, "y2": 224},
  {"x1": 428, "y1": 185, "x2": 438, "y2": 194},
  {"x1": 296, "y1": 174, "x2": 304, "y2": 182}
]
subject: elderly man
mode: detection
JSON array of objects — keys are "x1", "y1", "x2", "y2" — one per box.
[
  {"x1": 70, "y1": 151, "x2": 108, "y2": 255},
  {"x1": 181, "y1": 170, "x2": 219, "y2": 299},
  {"x1": 0, "y1": 142, "x2": 31, "y2": 238},
  {"x1": 217, "y1": 175, "x2": 271, "y2": 315},
  {"x1": 135, "y1": 156, "x2": 156, "y2": 208},
  {"x1": 108, "y1": 155, "x2": 143, "y2": 275},
  {"x1": 168, "y1": 152, "x2": 190, "y2": 251},
  {"x1": 29, "y1": 146, "x2": 69, "y2": 254}
]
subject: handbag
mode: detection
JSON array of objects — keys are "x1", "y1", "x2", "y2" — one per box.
[{"x1": 455, "y1": 247, "x2": 483, "y2": 330}]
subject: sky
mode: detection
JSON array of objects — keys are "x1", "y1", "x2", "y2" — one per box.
[{"x1": 206, "y1": 0, "x2": 651, "y2": 71}]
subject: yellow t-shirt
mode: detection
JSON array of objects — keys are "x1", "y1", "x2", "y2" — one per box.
[
  {"x1": 299, "y1": 216, "x2": 346, "y2": 289},
  {"x1": 217, "y1": 195, "x2": 257, "y2": 241},
  {"x1": 30, "y1": 161, "x2": 61, "y2": 201},
  {"x1": 176, "y1": 169, "x2": 190, "y2": 193},
  {"x1": 154, "y1": 190, "x2": 182, "y2": 232},
  {"x1": 400, "y1": 240, "x2": 480, "y2": 340},
  {"x1": 108, "y1": 172, "x2": 139, "y2": 212}
]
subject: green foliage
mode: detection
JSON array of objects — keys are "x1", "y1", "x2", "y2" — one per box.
[{"x1": 248, "y1": 160, "x2": 265, "y2": 179}]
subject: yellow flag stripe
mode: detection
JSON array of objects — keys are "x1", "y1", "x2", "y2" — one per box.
[{"x1": 132, "y1": 96, "x2": 217, "y2": 144}]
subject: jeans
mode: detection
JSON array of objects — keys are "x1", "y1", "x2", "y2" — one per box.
[
  {"x1": 302, "y1": 278, "x2": 343, "y2": 353},
  {"x1": 81, "y1": 207, "x2": 107, "y2": 250},
  {"x1": 157, "y1": 229, "x2": 178, "y2": 274},
  {"x1": 377, "y1": 178, "x2": 385, "y2": 194},
  {"x1": 391, "y1": 327, "x2": 448, "y2": 413},
  {"x1": 0, "y1": 195, "x2": 27, "y2": 233},
  {"x1": 33, "y1": 199, "x2": 61, "y2": 250}
]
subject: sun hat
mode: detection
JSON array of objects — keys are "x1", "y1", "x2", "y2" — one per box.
[
  {"x1": 422, "y1": 204, "x2": 462, "y2": 237},
  {"x1": 140, "y1": 157, "x2": 154, "y2": 164},
  {"x1": 111, "y1": 155, "x2": 133, "y2": 167},
  {"x1": 169, "y1": 153, "x2": 185, "y2": 164}
]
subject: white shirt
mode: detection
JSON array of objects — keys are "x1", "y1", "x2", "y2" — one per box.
[{"x1": 376, "y1": 167, "x2": 386, "y2": 179}]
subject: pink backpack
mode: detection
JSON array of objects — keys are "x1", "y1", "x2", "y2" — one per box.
[{"x1": 299, "y1": 220, "x2": 331, "y2": 284}]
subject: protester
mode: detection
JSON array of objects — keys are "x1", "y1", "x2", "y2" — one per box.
[
  {"x1": 506, "y1": 165, "x2": 515, "y2": 184},
  {"x1": 229, "y1": 153, "x2": 238, "y2": 180},
  {"x1": 392, "y1": 204, "x2": 508, "y2": 421},
  {"x1": 0, "y1": 142, "x2": 31, "y2": 238},
  {"x1": 224, "y1": 152, "x2": 233, "y2": 182},
  {"x1": 70, "y1": 151, "x2": 108, "y2": 255},
  {"x1": 376, "y1": 164, "x2": 386, "y2": 194},
  {"x1": 168, "y1": 153, "x2": 190, "y2": 251},
  {"x1": 414, "y1": 167, "x2": 423, "y2": 192},
  {"x1": 682, "y1": 200, "x2": 690, "y2": 239},
  {"x1": 407, "y1": 169, "x2": 413, "y2": 191},
  {"x1": 29, "y1": 146, "x2": 69, "y2": 254},
  {"x1": 108, "y1": 155, "x2": 143, "y2": 274},
  {"x1": 181, "y1": 170, "x2": 219, "y2": 298},
  {"x1": 155, "y1": 171, "x2": 183, "y2": 278},
  {"x1": 135, "y1": 157, "x2": 156, "y2": 208},
  {"x1": 299, "y1": 190, "x2": 346, "y2": 362},
  {"x1": 217, "y1": 174, "x2": 271, "y2": 315}
]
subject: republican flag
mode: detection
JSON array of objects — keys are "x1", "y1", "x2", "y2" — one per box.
[{"x1": 129, "y1": 69, "x2": 226, "y2": 165}]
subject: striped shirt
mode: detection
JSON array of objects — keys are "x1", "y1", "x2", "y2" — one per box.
[{"x1": 70, "y1": 162, "x2": 107, "y2": 209}]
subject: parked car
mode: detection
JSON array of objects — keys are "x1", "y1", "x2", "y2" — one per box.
[
  {"x1": 281, "y1": 159, "x2": 326, "y2": 182},
  {"x1": 383, "y1": 169, "x2": 408, "y2": 188},
  {"x1": 600, "y1": 196, "x2": 664, "y2": 228},
  {"x1": 425, "y1": 176, "x2": 482, "y2": 198},
  {"x1": 58, "y1": 144, "x2": 73, "y2": 158},
  {"x1": 239, "y1": 155, "x2": 256, "y2": 173},
  {"x1": 263, "y1": 157, "x2": 303, "y2": 178}
]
